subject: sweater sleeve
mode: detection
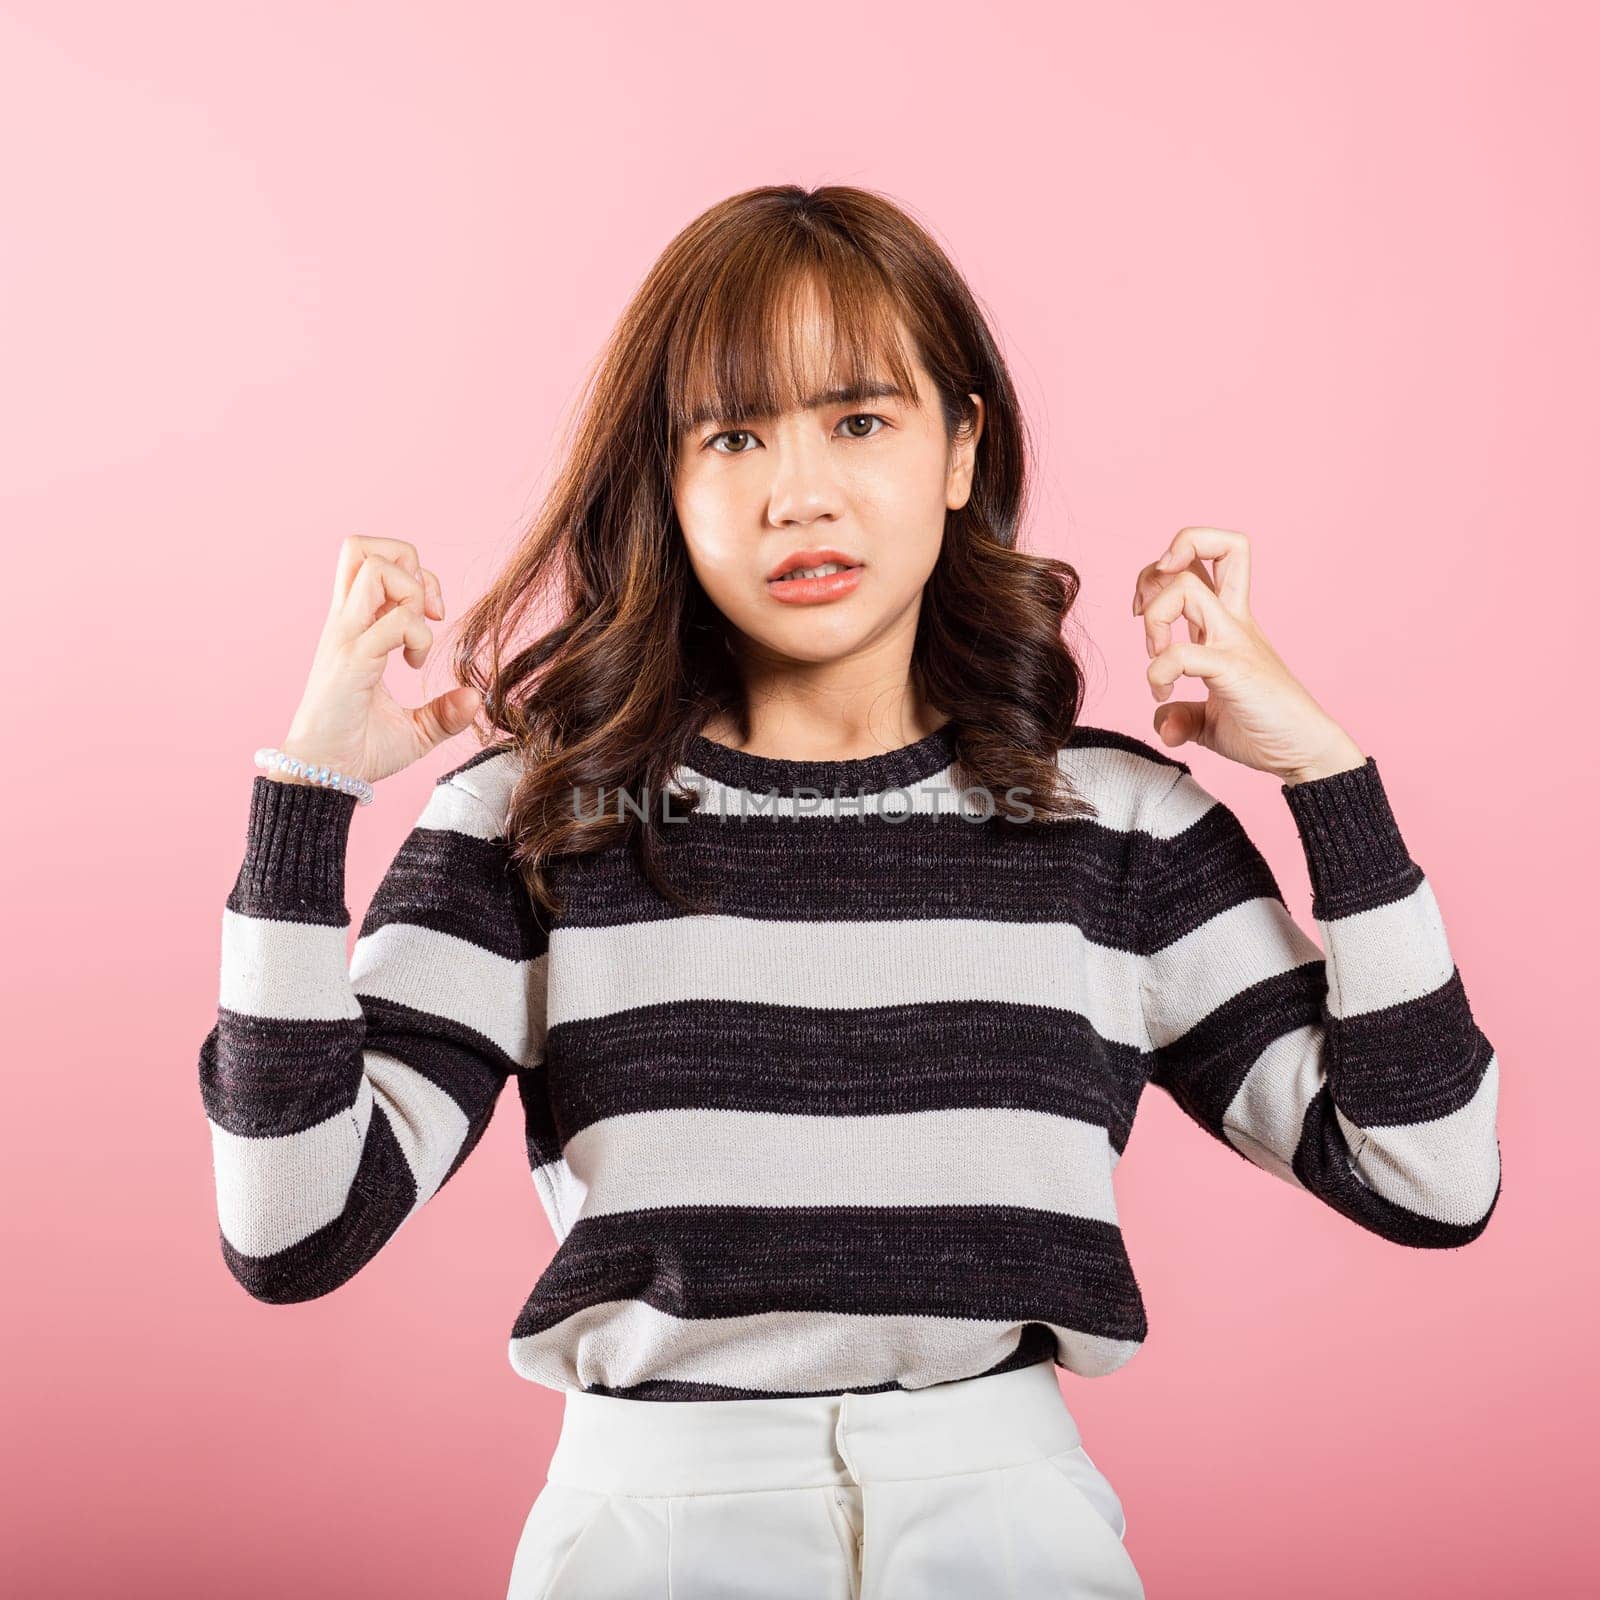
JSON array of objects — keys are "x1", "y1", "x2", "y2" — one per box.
[
  {"x1": 198, "y1": 771, "x2": 550, "y2": 1303},
  {"x1": 1134, "y1": 754, "x2": 1501, "y2": 1248}
]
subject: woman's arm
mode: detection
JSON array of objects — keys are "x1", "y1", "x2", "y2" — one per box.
[
  {"x1": 197, "y1": 769, "x2": 549, "y2": 1303},
  {"x1": 1135, "y1": 754, "x2": 1501, "y2": 1247}
]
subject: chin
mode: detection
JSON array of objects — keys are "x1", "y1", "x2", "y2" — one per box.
[{"x1": 749, "y1": 617, "x2": 880, "y2": 664}]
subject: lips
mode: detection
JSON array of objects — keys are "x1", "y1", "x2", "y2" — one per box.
[
  {"x1": 764, "y1": 552, "x2": 866, "y2": 607},
  {"x1": 766, "y1": 547, "x2": 864, "y2": 582}
]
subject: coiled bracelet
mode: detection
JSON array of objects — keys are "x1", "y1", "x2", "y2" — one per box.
[{"x1": 253, "y1": 747, "x2": 375, "y2": 806}]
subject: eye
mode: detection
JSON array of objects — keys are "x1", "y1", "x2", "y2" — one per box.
[
  {"x1": 838, "y1": 413, "x2": 888, "y2": 439},
  {"x1": 702, "y1": 413, "x2": 892, "y2": 455}
]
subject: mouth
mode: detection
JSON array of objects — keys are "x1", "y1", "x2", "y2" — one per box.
[
  {"x1": 766, "y1": 547, "x2": 866, "y2": 583},
  {"x1": 764, "y1": 552, "x2": 866, "y2": 606}
]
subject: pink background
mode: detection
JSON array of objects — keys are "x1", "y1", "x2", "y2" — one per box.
[{"x1": 3, "y1": 2, "x2": 1592, "y2": 1595}]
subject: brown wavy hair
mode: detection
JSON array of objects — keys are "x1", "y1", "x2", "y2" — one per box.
[{"x1": 448, "y1": 182, "x2": 1098, "y2": 919}]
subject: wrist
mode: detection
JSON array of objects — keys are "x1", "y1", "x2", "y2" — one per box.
[
  {"x1": 253, "y1": 746, "x2": 375, "y2": 805},
  {"x1": 262, "y1": 767, "x2": 322, "y2": 789},
  {"x1": 1280, "y1": 737, "x2": 1368, "y2": 787}
]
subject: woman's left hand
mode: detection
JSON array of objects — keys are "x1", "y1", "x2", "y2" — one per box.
[{"x1": 1132, "y1": 526, "x2": 1368, "y2": 786}]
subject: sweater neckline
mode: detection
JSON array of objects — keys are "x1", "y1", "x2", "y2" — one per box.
[{"x1": 684, "y1": 720, "x2": 959, "y2": 796}]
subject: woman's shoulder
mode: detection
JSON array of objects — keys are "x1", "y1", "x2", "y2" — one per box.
[
  {"x1": 1052, "y1": 722, "x2": 1191, "y2": 833},
  {"x1": 434, "y1": 742, "x2": 523, "y2": 836}
]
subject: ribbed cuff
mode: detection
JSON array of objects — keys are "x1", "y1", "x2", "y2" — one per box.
[
  {"x1": 229, "y1": 774, "x2": 358, "y2": 920},
  {"x1": 1280, "y1": 756, "x2": 1417, "y2": 916}
]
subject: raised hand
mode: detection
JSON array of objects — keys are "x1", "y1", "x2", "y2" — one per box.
[
  {"x1": 270, "y1": 536, "x2": 484, "y2": 790},
  {"x1": 1131, "y1": 525, "x2": 1367, "y2": 785}
]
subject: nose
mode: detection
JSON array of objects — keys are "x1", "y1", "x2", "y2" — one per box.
[{"x1": 765, "y1": 426, "x2": 845, "y2": 527}]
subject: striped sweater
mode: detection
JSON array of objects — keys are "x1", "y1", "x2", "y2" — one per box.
[{"x1": 198, "y1": 722, "x2": 1502, "y2": 1401}]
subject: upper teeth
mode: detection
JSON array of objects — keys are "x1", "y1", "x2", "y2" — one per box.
[{"x1": 780, "y1": 562, "x2": 849, "y2": 580}]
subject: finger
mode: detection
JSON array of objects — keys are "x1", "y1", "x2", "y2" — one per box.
[
  {"x1": 1140, "y1": 569, "x2": 1241, "y2": 661},
  {"x1": 1152, "y1": 698, "x2": 1206, "y2": 748},
  {"x1": 356, "y1": 592, "x2": 433, "y2": 670},
  {"x1": 1154, "y1": 526, "x2": 1251, "y2": 616},
  {"x1": 411, "y1": 684, "x2": 483, "y2": 754},
  {"x1": 416, "y1": 566, "x2": 444, "y2": 620},
  {"x1": 1147, "y1": 638, "x2": 1227, "y2": 700},
  {"x1": 337, "y1": 555, "x2": 429, "y2": 652},
  {"x1": 1132, "y1": 551, "x2": 1215, "y2": 616},
  {"x1": 332, "y1": 536, "x2": 421, "y2": 611}
]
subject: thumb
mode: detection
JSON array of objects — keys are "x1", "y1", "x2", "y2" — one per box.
[
  {"x1": 1152, "y1": 700, "x2": 1205, "y2": 749},
  {"x1": 414, "y1": 685, "x2": 485, "y2": 752}
]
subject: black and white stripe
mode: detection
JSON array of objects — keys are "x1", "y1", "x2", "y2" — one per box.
[
  {"x1": 199, "y1": 765, "x2": 547, "y2": 1304},
  {"x1": 199, "y1": 723, "x2": 1500, "y2": 1399},
  {"x1": 1139, "y1": 757, "x2": 1499, "y2": 1247}
]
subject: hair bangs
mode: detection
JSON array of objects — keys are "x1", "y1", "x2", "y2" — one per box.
[{"x1": 666, "y1": 250, "x2": 922, "y2": 444}]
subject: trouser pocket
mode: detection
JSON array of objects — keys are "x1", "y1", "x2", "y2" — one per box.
[
  {"x1": 504, "y1": 1481, "x2": 611, "y2": 1600},
  {"x1": 1045, "y1": 1444, "x2": 1129, "y2": 1541}
]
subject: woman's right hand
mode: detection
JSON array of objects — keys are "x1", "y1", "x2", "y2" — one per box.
[{"x1": 268, "y1": 537, "x2": 485, "y2": 790}]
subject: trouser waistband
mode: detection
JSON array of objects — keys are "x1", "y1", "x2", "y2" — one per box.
[{"x1": 544, "y1": 1359, "x2": 1083, "y2": 1496}]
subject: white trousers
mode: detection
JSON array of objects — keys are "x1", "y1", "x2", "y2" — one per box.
[{"x1": 506, "y1": 1359, "x2": 1145, "y2": 1599}]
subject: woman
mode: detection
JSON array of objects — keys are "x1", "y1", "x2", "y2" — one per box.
[{"x1": 199, "y1": 185, "x2": 1502, "y2": 1599}]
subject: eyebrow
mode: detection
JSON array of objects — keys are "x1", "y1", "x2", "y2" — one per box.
[{"x1": 685, "y1": 380, "x2": 911, "y2": 431}]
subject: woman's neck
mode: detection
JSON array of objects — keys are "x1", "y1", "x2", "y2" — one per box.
[{"x1": 698, "y1": 696, "x2": 947, "y2": 763}]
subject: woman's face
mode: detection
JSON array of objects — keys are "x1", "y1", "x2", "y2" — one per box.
[{"x1": 671, "y1": 300, "x2": 983, "y2": 669}]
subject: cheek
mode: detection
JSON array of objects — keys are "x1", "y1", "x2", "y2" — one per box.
[
  {"x1": 846, "y1": 443, "x2": 950, "y2": 566},
  {"x1": 674, "y1": 483, "x2": 748, "y2": 600},
  {"x1": 672, "y1": 469, "x2": 709, "y2": 536}
]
